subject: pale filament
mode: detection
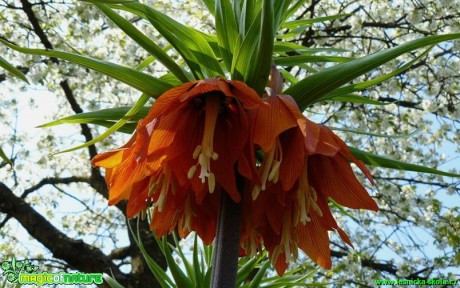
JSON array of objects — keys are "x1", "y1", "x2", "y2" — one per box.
[
  {"x1": 148, "y1": 165, "x2": 174, "y2": 212},
  {"x1": 187, "y1": 95, "x2": 220, "y2": 193},
  {"x1": 252, "y1": 138, "x2": 283, "y2": 200},
  {"x1": 243, "y1": 231, "x2": 260, "y2": 258},
  {"x1": 294, "y1": 158, "x2": 323, "y2": 226},
  {"x1": 271, "y1": 208, "x2": 299, "y2": 265},
  {"x1": 182, "y1": 194, "x2": 194, "y2": 232}
]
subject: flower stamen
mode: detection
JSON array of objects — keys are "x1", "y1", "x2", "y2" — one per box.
[
  {"x1": 271, "y1": 208, "x2": 299, "y2": 265},
  {"x1": 148, "y1": 165, "x2": 173, "y2": 212},
  {"x1": 294, "y1": 158, "x2": 323, "y2": 225},
  {"x1": 182, "y1": 194, "x2": 194, "y2": 232},
  {"x1": 252, "y1": 138, "x2": 283, "y2": 200},
  {"x1": 188, "y1": 94, "x2": 221, "y2": 193}
]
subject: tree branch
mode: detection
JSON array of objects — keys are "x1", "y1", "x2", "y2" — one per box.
[
  {"x1": 19, "y1": 0, "x2": 112, "y2": 205},
  {"x1": 0, "y1": 176, "x2": 90, "y2": 229},
  {"x1": 0, "y1": 181, "x2": 129, "y2": 281},
  {"x1": 331, "y1": 250, "x2": 398, "y2": 275}
]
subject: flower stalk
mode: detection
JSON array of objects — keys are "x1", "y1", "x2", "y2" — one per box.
[{"x1": 211, "y1": 189, "x2": 242, "y2": 288}]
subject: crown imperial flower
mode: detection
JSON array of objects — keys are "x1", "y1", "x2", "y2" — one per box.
[
  {"x1": 93, "y1": 76, "x2": 378, "y2": 275},
  {"x1": 92, "y1": 78, "x2": 264, "y2": 242}
]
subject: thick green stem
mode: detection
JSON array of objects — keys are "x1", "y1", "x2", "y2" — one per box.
[{"x1": 211, "y1": 191, "x2": 242, "y2": 288}]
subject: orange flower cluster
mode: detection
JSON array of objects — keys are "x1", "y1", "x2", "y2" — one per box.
[{"x1": 92, "y1": 77, "x2": 378, "y2": 275}]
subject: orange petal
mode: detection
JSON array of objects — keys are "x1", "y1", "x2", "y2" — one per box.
[
  {"x1": 303, "y1": 118, "x2": 321, "y2": 153},
  {"x1": 150, "y1": 198, "x2": 180, "y2": 237},
  {"x1": 337, "y1": 227, "x2": 353, "y2": 248},
  {"x1": 279, "y1": 129, "x2": 306, "y2": 191},
  {"x1": 109, "y1": 157, "x2": 148, "y2": 204},
  {"x1": 211, "y1": 102, "x2": 250, "y2": 202},
  {"x1": 314, "y1": 125, "x2": 341, "y2": 156},
  {"x1": 190, "y1": 194, "x2": 219, "y2": 244},
  {"x1": 309, "y1": 155, "x2": 378, "y2": 211},
  {"x1": 316, "y1": 194, "x2": 354, "y2": 248},
  {"x1": 126, "y1": 178, "x2": 149, "y2": 218},
  {"x1": 146, "y1": 112, "x2": 181, "y2": 170},
  {"x1": 297, "y1": 214, "x2": 332, "y2": 269},
  {"x1": 274, "y1": 253, "x2": 289, "y2": 276},
  {"x1": 225, "y1": 80, "x2": 264, "y2": 109},
  {"x1": 253, "y1": 96, "x2": 298, "y2": 152},
  {"x1": 149, "y1": 81, "x2": 198, "y2": 118},
  {"x1": 319, "y1": 125, "x2": 375, "y2": 184},
  {"x1": 159, "y1": 108, "x2": 203, "y2": 185},
  {"x1": 91, "y1": 149, "x2": 125, "y2": 168}
]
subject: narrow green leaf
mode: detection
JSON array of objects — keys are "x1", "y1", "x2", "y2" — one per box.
[
  {"x1": 102, "y1": 274, "x2": 125, "y2": 288},
  {"x1": 161, "y1": 237, "x2": 194, "y2": 288},
  {"x1": 248, "y1": 260, "x2": 270, "y2": 288},
  {"x1": 320, "y1": 46, "x2": 433, "y2": 101},
  {"x1": 204, "y1": 267, "x2": 212, "y2": 288},
  {"x1": 197, "y1": 31, "x2": 221, "y2": 58},
  {"x1": 46, "y1": 119, "x2": 137, "y2": 134},
  {"x1": 0, "y1": 146, "x2": 12, "y2": 166},
  {"x1": 240, "y1": 0, "x2": 261, "y2": 36},
  {"x1": 51, "y1": 94, "x2": 150, "y2": 154},
  {"x1": 171, "y1": 233, "x2": 196, "y2": 285},
  {"x1": 326, "y1": 94, "x2": 390, "y2": 105},
  {"x1": 281, "y1": 14, "x2": 351, "y2": 30},
  {"x1": 286, "y1": 33, "x2": 460, "y2": 110},
  {"x1": 279, "y1": 69, "x2": 298, "y2": 85},
  {"x1": 276, "y1": 14, "x2": 351, "y2": 39},
  {"x1": 1, "y1": 40, "x2": 173, "y2": 97},
  {"x1": 236, "y1": 257, "x2": 260, "y2": 287},
  {"x1": 159, "y1": 72, "x2": 184, "y2": 86},
  {"x1": 126, "y1": 2, "x2": 224, "y2": 79},
  {"x1": 273, "y1": 42, "x2": 348, "y2": 54},
  {"x1": 233, "y1": 0, "x2": 274, "y2": 94},
  {"x1": 231, "y1": 11, "x2": 261, "y2": 82},
  {"x1": 39, "y1": 106, "x2": 149, "y2": 127},
  {"x1": 263, "y1": 281, "x2": 330, "y2": 287},
  {"x1": 134, "y1": 55, "x2": 156, "y2": 71},
  {"x1": 192, "y1": 235, "x2": 203, "y2": 288},
  {"x1": 215, "y1": 0, "x2": 239, "y2": 70},
  {"x1": 282, "y1": 0, "x2": 308, "y2": 23},
  {"x1": 274, "y1": 55, "x2": 353, "y2": 66},
  {"x1": 331, "y1": 127, "x2": 422, "y2": 139},
  {"x1": 273, "y1": 0, "x2": 292, "y2": 30},
  {"x1": 250, "y1": 0, "x2": 275, "y2": 94},
  {"x1": 203, "y1": 240, "x2": 213, "y2": 266},
  {"x1": 329, "y1": 199, "x2": 358, "y2": 221},
  {"x1": 106, "y1": 2, "x2": 147, "y2": 18},
  {"x1": 349, "y1": 147, "x2": 460, "y2": 177},
  {"x1": 200, "y1": 0, "x2": 215, "y2": 16},
  {"x1": 0, "y1": 55, "x2": 29, "y2": 84},
  {"x1": 81, "y1": 0, "x2": 134, "y2": 3},
  {"x1": 91, "y1": 120, "x2": 136, "y2": 133},
  {"x1": 128, "y1": 222, "x2": 174, "y2": 288},
  {"x1": 94, "y1": 3, "x2": 190, "y2": 82}
]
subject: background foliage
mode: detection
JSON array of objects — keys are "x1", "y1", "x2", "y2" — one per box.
[{"x1": 0, "y1": 0, "x2": 459, "y2": 287}]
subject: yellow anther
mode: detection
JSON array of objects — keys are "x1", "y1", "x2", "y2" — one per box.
[
  {"x1": 187, "y1": 165, "x2": 197, "y2": 179},
  {"x1": 268, "y1": 160, "x2": 281, "y2": 182},
  {"x1": 208, "y1": 173, "x2": 216, "y2": 193},
  {"x1": 252, "y1": 185, "x2": 261, "y2": 200}
]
